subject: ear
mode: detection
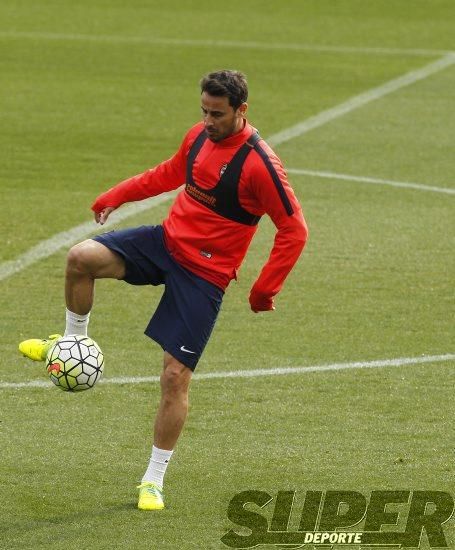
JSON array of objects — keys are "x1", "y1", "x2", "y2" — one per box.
[{"x1": 237, "y1": 102, "x2": 248, "y2": 117}]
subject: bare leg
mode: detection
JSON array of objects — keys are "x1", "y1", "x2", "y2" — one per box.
[
  {"x1": 65, "y1": 239, "x2": 126, "y2": 315},
  {"x1": 153, "y1": 352, "x2": 193, "y2": 450}
]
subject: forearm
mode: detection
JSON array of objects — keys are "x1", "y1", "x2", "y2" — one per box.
[
  {"x1": 250, "y1": 215, "x2": 308, "y2": 310},
  {"x1": 91, "y1": 166, "x2": 183, "y2": 212},
  {"x1": 91, "y1": 132, "x2": 189, "y2": 214}
]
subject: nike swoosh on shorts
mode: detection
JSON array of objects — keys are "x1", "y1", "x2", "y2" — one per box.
[{"x1": 180, "y1": 345, "x2": 196, "y2": 354}]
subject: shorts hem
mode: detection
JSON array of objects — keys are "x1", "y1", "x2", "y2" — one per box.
[{"x1": 145, "y1": 331, "x2": 198, "y2": 371}]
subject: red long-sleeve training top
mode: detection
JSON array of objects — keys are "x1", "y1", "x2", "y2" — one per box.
[{"x1": 92, "y1": 121, "x2": 308, "y2": 304}]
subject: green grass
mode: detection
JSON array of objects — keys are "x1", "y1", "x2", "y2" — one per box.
[{"x1": 0, "y1": 1, "x2": 454, "y2": 549}]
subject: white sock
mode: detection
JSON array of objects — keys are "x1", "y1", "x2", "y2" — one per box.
[
  {"x1": 141, "y1": 445, "x2": 174, "y2": 488},
  {"x1": 64, "y1": 308, "x2": 90, "y2": 336}
]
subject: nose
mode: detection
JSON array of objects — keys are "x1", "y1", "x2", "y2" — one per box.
[{"x1": 203, "y1": 112, "x2": 215, "y2": 127}]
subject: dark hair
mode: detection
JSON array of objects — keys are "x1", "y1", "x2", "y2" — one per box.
[{"x1": 200, "y1": 70, "x2": 248, "y2": 109}]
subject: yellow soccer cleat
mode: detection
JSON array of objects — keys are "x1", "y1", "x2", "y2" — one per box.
[
  {"x1": 19, "y1": 334, "x2": 62, "y2": 362},
  {"x1": 137, "y1": 482, "x2": 165, "y2": 511}
]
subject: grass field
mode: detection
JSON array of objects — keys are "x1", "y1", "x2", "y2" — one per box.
[{"x1": 0, "y1": 1, "x2": 454, "y2": 549}]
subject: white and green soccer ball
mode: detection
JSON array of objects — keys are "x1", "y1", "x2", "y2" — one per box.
[{"x1": 45, "y1": 335, "x2": 104, "y2": 391}]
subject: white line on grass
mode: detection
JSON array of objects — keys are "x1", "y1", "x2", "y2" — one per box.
[
  {"x1": 267, "y1": 53, "x2": 455, "y2": 147},
  {"x1": 0, "y1": 31, "x2": 452, "y2": 58},
  {"x1": 1, "y1": 54, "x2": 454, "y2": 282},
  {"x1": 0, "y1": 192, "x2": 176, "y2": 282},
  {"x1": 1, "y1": 354, "x2": 453, "y2": 390},
  {"x1": 287, "y1": 168, "x2": 455, "y2": 195}
]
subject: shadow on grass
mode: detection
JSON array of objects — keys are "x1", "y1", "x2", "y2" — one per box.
[{"x1": 2, "y1": 500, "x2": 169, "y2": 537}]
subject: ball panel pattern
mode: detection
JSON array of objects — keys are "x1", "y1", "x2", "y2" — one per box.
[{"x1": 45, "y1": 336, "x2": 104, "y2": 392}]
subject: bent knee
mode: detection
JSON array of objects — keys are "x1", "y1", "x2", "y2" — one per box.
[
  {"x1": 66, "y1": 241, "x2": 91, "y2": 271},
  {"x1": 67, "y1": 240, "x2": 125, "y2": 279},
  {"x1": 67, "y1": 241, "x2": 96, "y2": 273}
]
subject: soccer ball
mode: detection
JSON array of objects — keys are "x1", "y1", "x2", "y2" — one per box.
[{"x1": 45, "y1": 335, "x2": 104, "y2": 391}]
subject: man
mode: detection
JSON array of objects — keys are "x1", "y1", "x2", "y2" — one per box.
[{"x1": 19, "y1": 70, "x2": 308, "y2": 511}]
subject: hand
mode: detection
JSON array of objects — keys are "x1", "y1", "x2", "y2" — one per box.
[
  {"x1": 249, "y1": 289, "x2": 275, "y2": 313},
  {"x1": 94, "y1": 206, "x2": 116, "y2": 225}
]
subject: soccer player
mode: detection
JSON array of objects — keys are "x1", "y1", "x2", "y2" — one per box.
[{"x1": 19, "y1": 70, "x2": 308, "y2": 511}]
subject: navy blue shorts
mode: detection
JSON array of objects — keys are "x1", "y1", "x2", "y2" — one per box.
[{"x1": 92, "y1": 225, "x2": 224, "y2": 370}]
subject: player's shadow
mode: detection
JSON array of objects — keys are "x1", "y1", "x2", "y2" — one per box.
[
  {"x1": 46, "y1": 501, "x2": 147, "y2": 524},
  {"x1": 3, "y1": 501, "x2": 160, "y2": 538}
]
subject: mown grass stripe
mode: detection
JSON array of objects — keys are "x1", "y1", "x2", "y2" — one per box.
[{"x1": 0, "y1": 30, "x2": 451, "y2": 57}]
